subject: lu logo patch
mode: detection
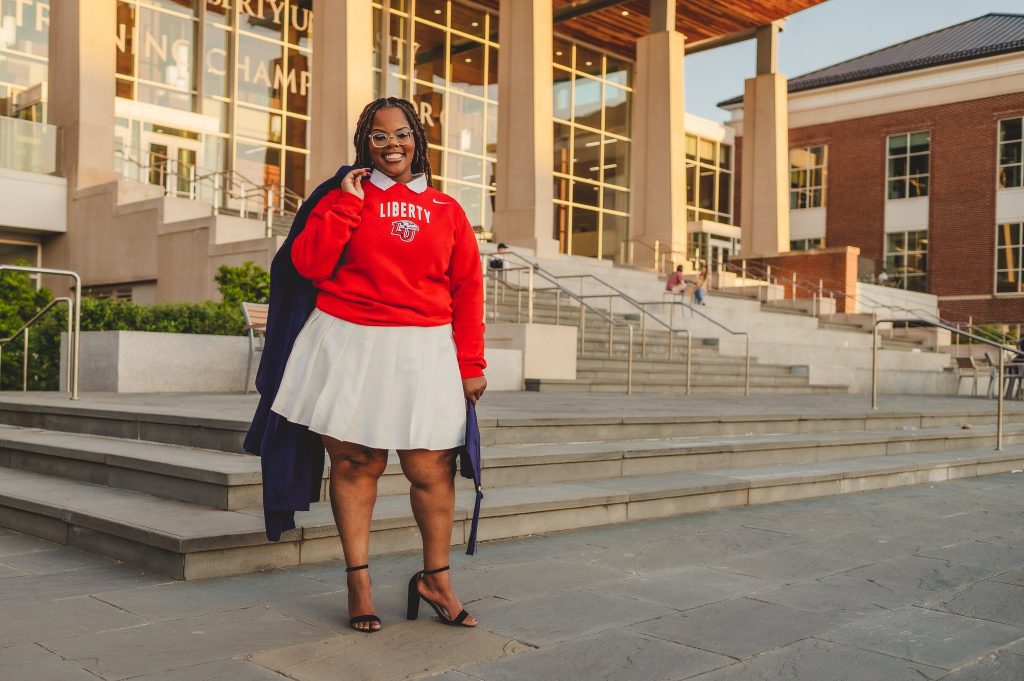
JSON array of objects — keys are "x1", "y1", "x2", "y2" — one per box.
[{"x1": 390, "y1": 220, "x2": 420, "y2": 242}]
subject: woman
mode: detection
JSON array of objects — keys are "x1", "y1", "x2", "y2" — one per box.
[
  {"x1": 270, "y1": 97, "x2": 486, "y2": 632},
  {"x1": 692, "y1": 264, "x2": 710, "y2": 305}
]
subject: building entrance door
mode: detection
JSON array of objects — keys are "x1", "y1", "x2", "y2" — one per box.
[{"x1": 139, "y1": 125, "x2": 202, "y2": 197}]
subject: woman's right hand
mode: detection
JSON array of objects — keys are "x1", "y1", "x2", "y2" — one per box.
[{"x1": 340, "y1": 167, "x2": 372, "y2": 200}]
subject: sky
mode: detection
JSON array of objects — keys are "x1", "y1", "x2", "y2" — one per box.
[{"x1": 685, "y1": 0, "x2": 1024, "y2": 122}]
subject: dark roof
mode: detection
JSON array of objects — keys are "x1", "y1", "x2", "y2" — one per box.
[{"x1": 718, "y1": 13, "x2": 1024, "y2": 107}]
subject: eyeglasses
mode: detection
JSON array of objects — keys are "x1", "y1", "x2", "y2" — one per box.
[{"x1": 369, "y1": 128, "x2": 414, "y2": 148}]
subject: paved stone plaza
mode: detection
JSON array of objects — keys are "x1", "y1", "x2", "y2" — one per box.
[{"x1": 1, "y1": 468, "x2": 1022, "y2": 680}]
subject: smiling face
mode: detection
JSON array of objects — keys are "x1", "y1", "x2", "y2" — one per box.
[{"x1": 368, "y1": 107, "x2": 416, "y2": 184}]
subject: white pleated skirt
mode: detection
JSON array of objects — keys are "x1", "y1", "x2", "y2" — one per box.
[{"x1": 271, "y1": 309, "x2": 467, "y2": 450}]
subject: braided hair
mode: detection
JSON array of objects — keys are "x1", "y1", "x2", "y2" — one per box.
[{"x1": 353, "y1": 97, "x2": 433, "y2": 188}]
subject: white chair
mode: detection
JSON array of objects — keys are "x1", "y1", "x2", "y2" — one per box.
[
  {"x1": 954, "y1": 356, "x2": 979, "y2": 396},
  {"x1": 242, "y1": 302, "x2": 269, "y2": 393}
]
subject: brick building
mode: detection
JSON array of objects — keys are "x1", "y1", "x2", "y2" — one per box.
[{"x1": 723, "y1": 13, "x2": 1024, "y2": 323}]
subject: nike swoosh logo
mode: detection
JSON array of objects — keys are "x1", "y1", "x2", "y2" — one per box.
[{"x1": 432, "y1": 199, "x2": 450, "y2": 205}]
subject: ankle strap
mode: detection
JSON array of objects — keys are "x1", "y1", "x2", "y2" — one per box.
[
  {"x1": 345, "y1": 564, "x2": 369, "y2": 572},
  {"x1": 422, "y1": 565, "x2": 450, "y2": 575}
]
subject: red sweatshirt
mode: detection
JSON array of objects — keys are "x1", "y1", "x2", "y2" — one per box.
[{"x1": 291, "y1": 172, "x2": 485, "y2": 379}]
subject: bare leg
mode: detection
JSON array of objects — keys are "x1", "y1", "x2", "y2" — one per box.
[
  {"x1": 398, "y1": 448, "x2": 477, "y2": 626},
  {"x1": 323, "y1": 436, "x2": 388, "y2": 631}
]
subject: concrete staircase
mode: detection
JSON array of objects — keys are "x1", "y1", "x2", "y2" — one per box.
[
  {"x1": 486, "y1": 278, "x2": 938, "y2": 395},
  {"x1": 0, "y1": 395, "x2": 1021, "y2": 580},
  {"x1": 488, "y1": 248, "x2": 958, "y2": 395}
]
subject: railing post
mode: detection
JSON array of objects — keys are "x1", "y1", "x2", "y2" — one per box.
[
  {"x1": 791, "y1": 272, "x2": 797, "y2": 308},
  {"x1": 626, "y1": 326, "x2": 634, "y2": 395},
  {"x1": 265, "y1": 187, "x2": 274, "y2": 237},
  {"x1": 241, "y1": 182, "x2": 248, "y2": 219},
  {"x1": 653, "y1": 239, "x2": 660, "y2": 272},
  {"x1": 871, "y1": 319, "x2": 879, "y2": 410},
  {"x1": 213, "y1": 174, "x2": 221, "y2": 215},
  {"x1": 555, "y1": 290, "x2": 561, "y2": 325},
  {"x1": 516, "y1": 269, "x2": 523, "y2": 323},
  {"x1": 640, "y1": 311, "x2": 646, "y2": 359},
  {"x1": 22, "y1": 328, "x2": 29, "y2": 391},
  {"x1": 686, "y1": 333, "x2": 692, "y2": 396},
  {"x1": 492, "y1": 274, "x2": 499, "y2": 322},
  {"x1": 668, "y1": 300, "x2": 675, "y2": 359},
  {"x1": 968, "y1": 315, "x2": 973, "y2": 355},
  {"x1": 607, "y1": 298, "x2": 614, "y2": 358},
  {"x1": 66, "y1": 298, "x2": 73, "y2": 396},
  {"x1": 527, "y1": 266, "x2": 535, "y2": 324},
  {"x1": 997, "y1": 350, "x2": 1005, "y2": 451},
  {"x1": 744, "y1": 335, "x2": 751, "y2": 396},
  {"x1": 578, "y1": 305, "x2": 586, "y2": 354},
  {"x1": 164, "y1": 159, "x2": 174, "y2": 195},
  {"x1": 189, "y1": 165, "x2": 197, "y2": 200},
  {"x1": 741, "y1": 259, "x2": 747, "y2": 283}
]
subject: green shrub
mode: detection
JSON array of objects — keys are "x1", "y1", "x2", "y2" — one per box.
[
  {"x1": 0, "y1": 262, "x2": 271, "y2": 391},
  {"x1": 215, "y1": 261, "x2": 270, "y2": 306},
  {"x1": 0, "y1": 266, "x2": 56, "y2": 391}
]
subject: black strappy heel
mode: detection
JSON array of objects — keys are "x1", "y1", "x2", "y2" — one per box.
[
  {"x1": 406, "y1": 565, "x2": 475, "y2": 627},
  {"x1": 345, "y1": 564, "x2": 382, "y2": 632}
]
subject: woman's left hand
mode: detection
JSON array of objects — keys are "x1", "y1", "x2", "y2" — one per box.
[{"x1": 463, "y1": 376, "x2": 487, "y2": 405}]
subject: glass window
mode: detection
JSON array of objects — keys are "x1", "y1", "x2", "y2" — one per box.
[
  {"x1": 999, "y1": 117, "x2": 1023, "y2": 189},
  {"x1": 789, "y1": 145, "x2": 826, "y2": 209},
  {"x1": 996, "y1": 222, "x2": 1024, "y2": 294},
  {"x1": 884, "y1": 230, "x2": 928, "y2": 292},
  {"x1": 374, "y1": 2, "x2": 498, "y2": 231},
  {"x1": 572, "y1": 75, "x2": 602, "y2": 130},
  {"x1": 550, "y1": 36, "x2": 633, "y2": 262},
  {"x1": 683, "y1": 135, "x2": 733, "y2": 225},
  {"x1": 887, "y1": 131, "x2": 930, "y2": 200},
  {"x1": 114, "y1": 0, "x2": 311, "y2": 208},
  {"x1": 553, "y1": 122, "x2": 571, "y2": 175},
  {"x1": 413, "y1": 21, "x2": 447, "y2": 87},
  {"x1": 790, "y1": 238, "x2": 824, "y2": 251},
  {"x1": 553, "y1": 67, "x2": 572, "y2": 120},
  {"x1": 572, "y1": 129, "x2": 601, "y2": 184},
  {"x1": 602, "y1": 137, "x2": 629, "y2": 187}
]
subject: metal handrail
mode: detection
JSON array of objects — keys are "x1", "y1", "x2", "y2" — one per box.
[
  {"x1": 0, "y1": 297, "x2": 72, "y2": 393},
  {"x1": 641, "y1": 294, "x2": 752, "y2": 396},
  {"x1": 496, "y1": 252, "x2": 692, "y2": 393},
  {"x1": 115, "y1": 149, "x2": 304, "y2": 222},
  {"x1": 482, "y1": 260, "x2": 636, "y2": 393},
  {"x1": 872, "y1": 318, "x2": 1017, "y2": 450},
  {"x1": 0, "y1": 266, "x2": 81, "y2": 399}
]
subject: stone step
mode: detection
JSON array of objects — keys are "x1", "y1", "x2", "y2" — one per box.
[
  {"x1": 8, "y1": 417, "x2": 1014, "y2": 506},
  {"x1": 476, "y1": 423, "x2": 1024, "y2": 489},
  {"x1": 575, "y1": 366, "x2": 803, "y2": 381},
  {"x1": 0, "y1": 425, "x2": 262, "y2": 510},
  {"x1": 1, "y1": 445, "x2": 1020, "y2": 580},
  {"x1": 527, "y1": 379, "x2": 845, "y2": 395},
  {"x1": 572, "y1": 374, "x2": 814, "y2": 389},
  {"x1": 3, "y1": 397, "x2": 1020, "y2": 450}
]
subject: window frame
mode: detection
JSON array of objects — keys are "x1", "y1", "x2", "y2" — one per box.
[
  {"x1": 998, "y1": 117, "x2": 1023, "y2": 190},
  {"x1": 886, "y1": 130, "x2": 930, "y2": 200},
  {"x1": 789, "y1": 145, "x2": 826, "y2": 210},
  {"x1": 995, "y1": 221, "x2": 1024, "y2": 295},
  {"x1": 883, "y1": 229, "x2": 928, "y2": 292}
]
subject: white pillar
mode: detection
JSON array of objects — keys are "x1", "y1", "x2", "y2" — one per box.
[
  {"x1": 739, "y1": 22, "x2": 790, "y2": 256},
  {"x1": 629, "y1": 27, "x2": 687, "y2": 263},
  {"x1": 309, "y1": 0, "x2": 374, "y2": 193},
  {"x1": 493, "y1": 0, "x2": 558, "y2": 257},
  {"x1": 48, "y1": 0, "x2": 117, "y2": 190}
]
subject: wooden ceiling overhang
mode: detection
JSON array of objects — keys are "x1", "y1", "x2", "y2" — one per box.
[{"x1": 549, "y1": 0, "x2": 828, "y2": 59}]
